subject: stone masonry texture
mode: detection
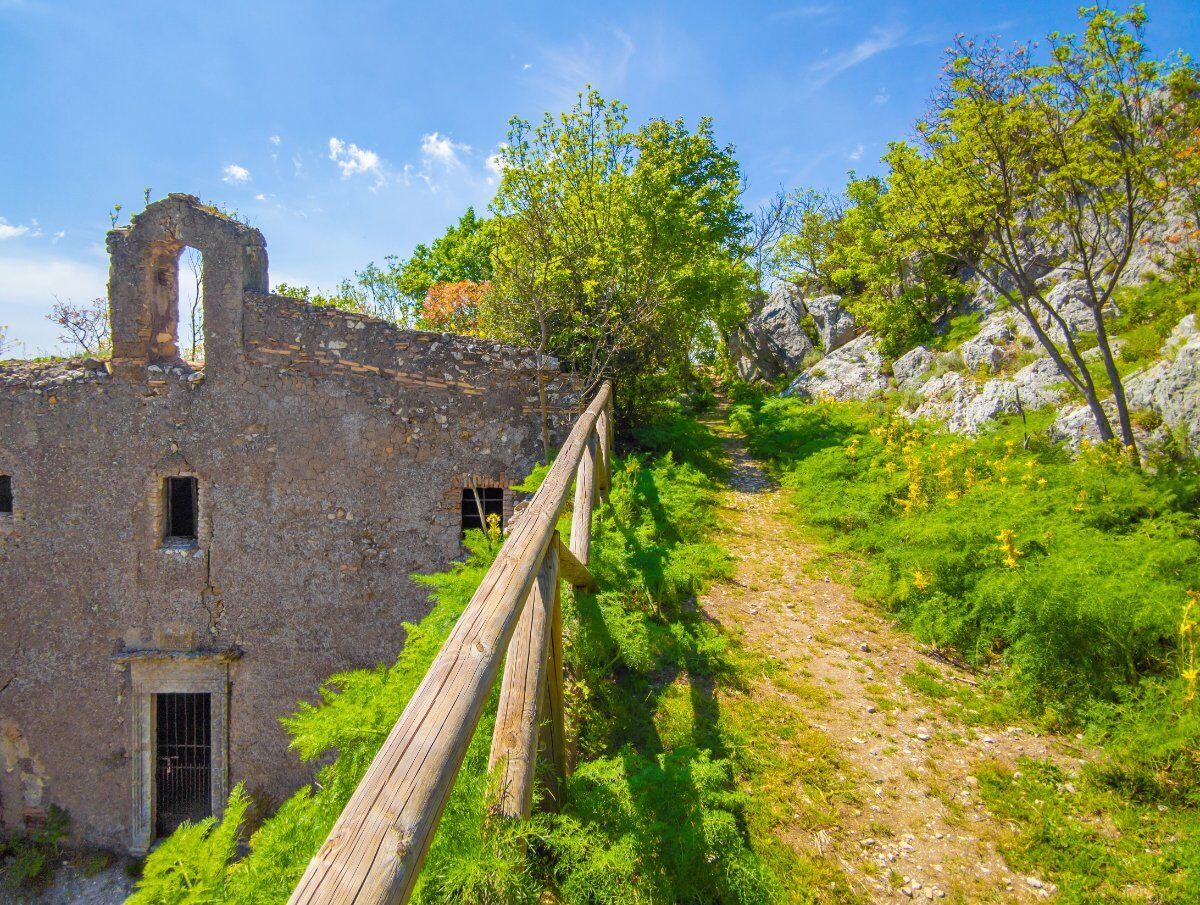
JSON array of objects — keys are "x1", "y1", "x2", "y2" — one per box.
[{"x1": 0, "y1": 195, "x2": 581, "y2": 851}]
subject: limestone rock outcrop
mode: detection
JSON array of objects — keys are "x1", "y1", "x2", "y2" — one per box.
[
  {"x1": 892, "y1": 346, "x2": 934, "y2": 388},
  {"x1": 728, "y1": 285, "x2": 814, "y2": 381},
  {"x1": 959, "y1": 315, "x2": 1017, "y2": 373},
  {"x1": 807, "y1": 294, "x2": 857, "y2": 353},
  {"x1": 784, "y1": 332, "x2": 887, "y2": 402}
]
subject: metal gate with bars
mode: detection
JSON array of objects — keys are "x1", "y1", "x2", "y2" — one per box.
[{"x1": 155, "y1": 692, "x2": 212, "y2": 836}]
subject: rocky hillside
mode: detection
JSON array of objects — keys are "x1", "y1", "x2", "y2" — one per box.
[{"x1": 732, "y1": 260, "x2": 1200, "y2": 453}]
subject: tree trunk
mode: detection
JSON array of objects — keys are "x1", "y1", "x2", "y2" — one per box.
[{"x1": 1091, "y1": 306, "x2": 1139, "y2": 458}]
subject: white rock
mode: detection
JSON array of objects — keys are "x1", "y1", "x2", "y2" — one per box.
[
  {"x1": 807, "y1": 293, "x2": 857, "y2": 353},
  {"x1": 728, "y1": 284, "x2": 814, "y2": 381},
  {"x1": 959, "y1": 313, "x2": 1016, "y2": 373},
  {"x1": 785, "y1": 333, "x2": 888, "y2": 402},
  {"x1": 893, "y1": 345, "x2": 934, "y2": 388}
]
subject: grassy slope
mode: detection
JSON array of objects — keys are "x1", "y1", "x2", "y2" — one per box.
[
  {"x1": 127, "y1": 409, "x2": 813, "y2": 904},
  {"x1": 732, "y1": 390, "x2": 1200, "y2": 903}
]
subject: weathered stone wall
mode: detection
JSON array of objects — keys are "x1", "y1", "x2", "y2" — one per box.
[{"x1": 0, "y1": 195, "x2": 581, "y2": 851}]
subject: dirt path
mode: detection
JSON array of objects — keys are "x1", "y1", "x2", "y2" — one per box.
[{"x1": 701, "y1": 419, "x2": 1081, "y2": 904}]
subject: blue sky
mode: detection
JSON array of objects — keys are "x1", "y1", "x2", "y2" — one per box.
[{"x1": 2, "y1": 0, "x2": 1198, "y2": 354}]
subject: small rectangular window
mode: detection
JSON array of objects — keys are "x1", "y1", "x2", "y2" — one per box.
[
  {"x1": 165, "y1": 476, "x2": 198, "y2": 543},
  {"x1": 0, "y1": 475, "x2": 11, "y2": 514},
  {"x1": 461, "y1": 487, "x2": 503, "y2": 538}
]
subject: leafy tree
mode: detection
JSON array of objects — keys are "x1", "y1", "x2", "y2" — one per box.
[
  {"x1": 486, "y1": 89, "x2": 750, "y2": 420},
  {"x1": 274, "y1": 210, "x2": 495, "y2": 329},
  {"x1": 1169, "y1": 65, "x2": 1200, "y2": 287},
  {"x1": 771, "y1": 188, "x2": 845, "y2": 294},
  {"x1": 421, "y1": 280, "x2": 490, "y2": 334},
  {"x1": 273, "y1": 281, "x2": 367, "y2": 313},
  {"x1": 886, "y1": 5, "x2": 1198, "y2": 456},
  {"x1": 770, "y1": 177, "x2": 966, "y2": 357},
  {"x1": 395, "y1": 207, "x2": 494, "y2": 303},
  {"x1": 743, "y1": 189, "x2": 800, "y2": 298}
]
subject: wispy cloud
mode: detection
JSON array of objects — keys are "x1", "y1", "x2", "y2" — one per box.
[
  {"x1": 269, "y1": 134, "x2": 281, "y2": 146},
  {"x1": 531, "y1": 27, "x2": 636, "y2": 103},
  {"x1": 847, "y1": 143, "x2": 865, "y2": 161},
  {"x1": 872, "y1": 87, "x2": 891, "y2": 105},
  {"x1": 420, "y1": 132, "x2": 470, "y2": 170},
  {"x1": 328, "y1": 137, "x2": 387, "y2": 188},
  {"x1": 810, "y1": 25, "x2": 908, "y2": 87},
  {"x1": 0, "y1": 217, "x2": 31, "y2": 240},
  {"x1": 222, "y1": 164, "x2": 251, "y2": 184},
  {"x1": 0, "y1": 252, "x2": 108, "y2": 353},
  {"x1": 485, "y1": 146, "x2": 508, "y2": 185}
]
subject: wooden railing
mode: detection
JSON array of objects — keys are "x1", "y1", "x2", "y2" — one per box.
[{"x1": 289, "y1": 382, "x2": 614, "y2": 905}]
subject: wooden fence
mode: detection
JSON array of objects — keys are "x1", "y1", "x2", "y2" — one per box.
[{"x1": 289, "y1": 381, "x2": 614, "y2": 905}]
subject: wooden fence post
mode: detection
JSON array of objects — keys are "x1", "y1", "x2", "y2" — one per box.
[
  {"x1": 570, "y1": 435, "x2": 596, "y2": 564},
  {"x1": 538, "y1": 579, "x2": 567, "y2": 807},
  {"x1": 288, "y1": 383, "x2": 610, "y2": 905},
  {"x1": 488, "y1": 545, "x2": 559, "y2": 819}
]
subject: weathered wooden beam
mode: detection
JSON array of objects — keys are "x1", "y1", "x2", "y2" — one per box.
[
  {"x1": 594, "y1": 409, "x2": 611, "y2": 501},
  {"x1": 538, "y1": 580, "x2": 567, "y2": 805},
  {"x1": 555, "y1": 536, "x2": 594, "y2": 590},
  {"x1": 488, "y1": 545, "x2": 558, "y2": 819},
  {"x1": 288, "y1": 381, "x2": 611, "y2": 905},
  {"x1": 570, "y1": 434, "x2": 596, "y2": 565}
]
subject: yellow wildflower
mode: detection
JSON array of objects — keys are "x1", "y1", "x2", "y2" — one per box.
[{"x1": 996, "y1": 529, "x2": 1021, "y2": 569}]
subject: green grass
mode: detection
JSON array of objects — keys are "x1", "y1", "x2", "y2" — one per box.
[
  {"x1": 0, "y1": 806, "x2": 69, "y2": 892},
  {"x1": 129, "y1": 413, "x2": 802, "y2": 904},
  {"x1": 977, "y1": 757, "x2": 1200, "y2": 903},
  {"x1": 931, "y1": 310, "x2": 984, "y2": 351},
  {"x1": 732, "y1": 392, "x2": 1200, "y2": 900},
  {"x1": 1111, "y1": 278, "x2": 1200, "y2": 372}
]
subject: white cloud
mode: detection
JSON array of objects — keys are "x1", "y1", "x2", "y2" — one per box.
[
  {"x1": 222, "y1": 164, "x2": 251, "y2": 184},
  {"x1": 254, "y1": 193, "x2": 267, "y2": 201},
  {"x1": 0, "y1": 252, "x2": 108, "y2": 353},
  {"x1": 420, "y1": 132, "x2": 471, "y2": 170},
  {"x1": 811, "y1": 26, "x2": 908, "y2": 87},
  {"x1": 848, "y1": 144, "x2": 865, "y2": 161},
  {"x1": 486, "y1": 148, "x2": 506, "y2": 178},
  {"x1": 52, "y1": 230, "x2": 65, "y2": 243},
  {"x1": 873, "y1": 88, "x2": 890, "y2": 105},
  {"x1": 522, "y1": 62, "x2": 533, "y2": 70},
  {"x1": 0, "y1": 217, "x2": 31, "y2": 240},
  {"x1": 328, "y1": 137, "x2": 386, "y2": 187},
  {"x1": 269, "y1": 134, "x2": 281, "y2": 146}
]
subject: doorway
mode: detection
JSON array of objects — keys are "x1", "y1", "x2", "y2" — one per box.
[{"x1": 154, "y1": 692, "x2": 212, "y2": 835}]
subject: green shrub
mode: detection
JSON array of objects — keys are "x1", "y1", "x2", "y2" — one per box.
[{"x1": 0, "y1": 805, "x2": 69, "y2": 891}]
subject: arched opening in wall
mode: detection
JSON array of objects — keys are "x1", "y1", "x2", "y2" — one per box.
[{"x1": 179, "y1": 246, "x2": 204, "y2": 364}]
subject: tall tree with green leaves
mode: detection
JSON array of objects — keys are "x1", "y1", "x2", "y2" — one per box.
[
  {"x1": 886, "y1": 5, "x2": 1197, "y2": 456},
  {"x1": 395, "y1": 207, "x2": 494, "y2": 303},
  {"x1": 274, "y1": 210, "x2": 495, "y2": 328},
  {"x1": 486, "y1": 89, "x2": 750, "y2": 420}
]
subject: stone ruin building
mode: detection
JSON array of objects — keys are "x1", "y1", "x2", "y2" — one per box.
[{"x1": 0, "y1": 194, "x2": 580, "y2": 854}]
